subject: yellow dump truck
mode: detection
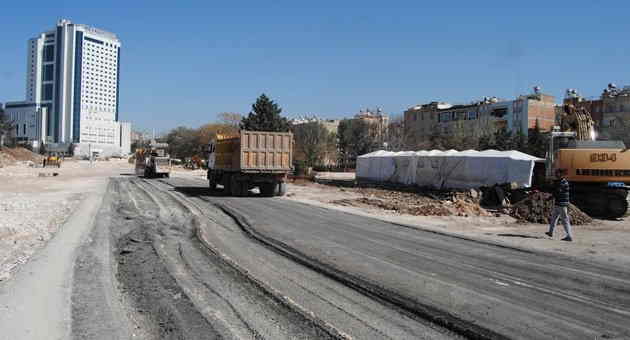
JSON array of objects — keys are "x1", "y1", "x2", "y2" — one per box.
[{"x1": 207, "y1": 130, "x2": 293, "y2": 196}]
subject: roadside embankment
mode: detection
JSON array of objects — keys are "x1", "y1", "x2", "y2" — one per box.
[{"x1": 0, "y1": 159, "x2": 132, "y2": 281}]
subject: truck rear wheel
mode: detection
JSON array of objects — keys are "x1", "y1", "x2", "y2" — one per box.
[
  {"x1": 261, "y1": 182, "x2": 277, "y2": 197},
  {"x1": 230, "y1": 176, "x2": 240, "y2": 196}
]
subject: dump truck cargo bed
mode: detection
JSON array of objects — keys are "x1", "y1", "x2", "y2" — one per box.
[{"x1": 213, "y1": 130, "x2": 293, "y2": 172}]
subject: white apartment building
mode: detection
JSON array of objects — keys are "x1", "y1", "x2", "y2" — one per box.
[{"x1": 12, "y1": 19, "x2": 131, "y2": 156}]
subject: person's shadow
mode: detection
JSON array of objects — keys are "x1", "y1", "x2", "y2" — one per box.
[{"x1": 496, "y1": 233, "x2": 544, "y2": 239}]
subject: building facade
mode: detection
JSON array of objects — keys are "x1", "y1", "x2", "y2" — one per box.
[
  {"x1": 3, "y1": 101, "x2": 48, "y2": 146},
  {"x1": 404, "y1": 92, "x2": 556, "y2": 148},
  {"x1": 563, "y1": 84, "x2": 630, "y2": 145},
  {"x1": 353, "y1": 108, "x2": 389, "y2": 141},
  {"x1": 11, "y1": 19, "x2": 131, "y2": 156}
]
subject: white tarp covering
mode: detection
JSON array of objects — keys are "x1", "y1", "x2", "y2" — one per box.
[{"x1": 356, "y1": 149, "x2": 543, "y2": 189}]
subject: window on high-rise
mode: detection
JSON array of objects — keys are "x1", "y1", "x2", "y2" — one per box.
[
  {"x1": 43, "y1": 84, "x2": 53, "y2": 100},
  {"x1": 43, "y1": 64, "x2": 54, "y2": 81},
  {"x1": 44, "y1": 45, "x2": 55, "y2": 62}
]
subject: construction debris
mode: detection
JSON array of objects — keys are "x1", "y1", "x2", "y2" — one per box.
[
  {"x1": 331, "y1": 187, "x2": 492, "y2": 217},
  {"x1": 510, "y1": 192, "x2": 593, "y2": 225}
]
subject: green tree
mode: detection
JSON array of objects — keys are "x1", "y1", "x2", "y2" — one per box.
[
  {"x1": 493, "y1": 126, "x2": 514, "y2": 151},
  {"x1": 292, "y1": 122, "x2": 336, "y2": 167},
  {"x1": 514, "y1": 129, "x2": 528, "y2": 153},
  {"x1": 165, "y1": 126, "x2": 200, "y2": 159},
  {"x1": 240, "y1": 94, "x2": 289, "y2": 132},
  {"x1": 337, "y1": 119, "x2": 378, "y2": 164},
  {"x1": 527, "y1": 119, "x2": 548, "y2": 157},
  {"x1": 478, "y1": 134, "x2": 493, "y2": 150}
]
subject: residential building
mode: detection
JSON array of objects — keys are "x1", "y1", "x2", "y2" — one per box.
[
  {"x1": 290, "y1": 116, "x2": 340, "y2": 135},
  {"x1": 404, "y1": 90, "x2": 556, "y2": 148},
  {"x1": 563, "y1": 84, "x2": 630, "y2": 145},
  {"x1": 353, "y1": 108, "x2": 389, "y2": 141},
  {"x1": 9, "y1": 19, "x2": 131, "y2": 156}
]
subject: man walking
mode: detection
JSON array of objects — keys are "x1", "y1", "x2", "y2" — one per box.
[{"x1": 546, "y1": 169, "x2": 573, "y2": 241}]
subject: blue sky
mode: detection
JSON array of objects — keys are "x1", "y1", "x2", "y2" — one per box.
[{"x1": 1, "y1": 1, "x2": 629, "y2": 133}]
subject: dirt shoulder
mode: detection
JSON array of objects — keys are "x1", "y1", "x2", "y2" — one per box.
[
  {"x1": 0, "y1": 159, "x2": 133, "y2": 281},
  {"x1": 283, "y1": 182, "x2": 630, "y2": 268}
]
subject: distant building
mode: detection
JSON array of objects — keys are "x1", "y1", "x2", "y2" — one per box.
[
  {"x1": 290, "y1": 116, "x2": 341, "y2": 135},
  {"x1": 353, "y1": 108, "x2": 389, "y2": 141},
  {"x1": 563, "y1": 84, "x2": 630, "y2": 144},
  {"x1": 7, "y1": 19, "x2": 131, "y2": 156},
  {"x1": 3, "y1": 101, "x2": 48, "y2": 147},
  {"x1": 120, "y1": 122, "x2": 132, "y2": 155},
  {"x1": 404, "y1": 90, "x2": 556, "y2": 148}
]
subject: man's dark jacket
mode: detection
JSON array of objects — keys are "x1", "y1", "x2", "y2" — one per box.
[{"x1": 554, "y1": 178, "x2": 570, "y2": 207}]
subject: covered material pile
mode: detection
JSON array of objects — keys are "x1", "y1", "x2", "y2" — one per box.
[
  {"x1": 332, "y1": 187, "x2": 491, "y2": 217},
  {"x1": 510, "y1": 192, "x2": 592, "y2": 225},
  {"x1": 356, "y1": 149, "x2": 543, "y2": 190}
]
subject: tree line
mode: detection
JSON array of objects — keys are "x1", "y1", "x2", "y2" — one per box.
[{"x1": 157, "y1": 94, "x2": 550, "y2": 166}]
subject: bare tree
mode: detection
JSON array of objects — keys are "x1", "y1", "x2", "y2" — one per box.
[
  {"x1": 217, "y1": 112, "x2": 242, "y2": 128},
  {"x1": 0, "y1": 111, "x2": 15, "y2": 147},
  {"x1": 384, "y1": 114, "x2": 406, "y2": 151},
  {"x1": 292, "y1": 122, "x2": 336, "y2": 167}
]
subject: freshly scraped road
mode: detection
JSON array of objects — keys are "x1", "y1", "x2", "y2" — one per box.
[
  {"x1": 160, "y1": 176, "x2": 630, "y2": 340},
  {"x1": 3, "y1": 173, "x2": 629, "y2": 339}
]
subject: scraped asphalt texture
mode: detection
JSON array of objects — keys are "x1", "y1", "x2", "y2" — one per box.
[
  {"x1": 163, "y1": 176, "x2": 630, "y2": 340},
  {"x1": 72, "y1": 176, "x2": 630, "y2": 340}
]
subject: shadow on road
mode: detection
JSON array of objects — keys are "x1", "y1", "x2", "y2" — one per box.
[
  {"x1": 496, "y1": 233, "x2": 543, "y2": 239},
  {"x1": 173, "y1": 186, "x2": 229, "y2": 197},
  {"x1": 172, "y1": 185, "x2": 269, "y2": 199}
]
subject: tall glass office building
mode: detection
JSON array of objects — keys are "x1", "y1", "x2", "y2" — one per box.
[{"x1": 20, "y1": 19, "x2": 130, "y2": 156}]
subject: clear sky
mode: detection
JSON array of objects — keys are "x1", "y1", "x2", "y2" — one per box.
[{"x1": 1, "y1": 1, "x2": 629, "y2": 133}]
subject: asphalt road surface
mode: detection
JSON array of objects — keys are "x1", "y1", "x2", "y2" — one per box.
[{"x1": 2, "y1": 175, "x2": 630, "y2": 339}]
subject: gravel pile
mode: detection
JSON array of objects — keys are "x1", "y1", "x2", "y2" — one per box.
[{"x1": 510, "y1": 192, "x2": 592, "y2": 225}]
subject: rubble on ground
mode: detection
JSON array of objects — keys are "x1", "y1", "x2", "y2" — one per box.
[
  {"x1": 510, "y1": 191, "x2": 592, "y2": 225},
  {"x1": 331, "y1": 186, "x2": 492, "y2": 217}
]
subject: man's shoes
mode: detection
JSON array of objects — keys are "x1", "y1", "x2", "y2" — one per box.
[
  {"x1": 561, "y1": 237, "x2": 573, "y2": 242},
  {"x1": 545, "y1": 231, "x2": 553, "y2": 238}
]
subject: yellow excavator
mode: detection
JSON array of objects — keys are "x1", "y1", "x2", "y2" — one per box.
[{"x1": 547, "y1": 104, "x2": 630, "y2": 218}]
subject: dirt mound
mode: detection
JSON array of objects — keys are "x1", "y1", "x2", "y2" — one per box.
[
  {"x1": 510, "y1": 192, "x2": 592, "y2": 225},
  {"x1": 0, "y1": 147, "x2": 43, "y2": 167},
  {"x1": 332, "y1": 188, "x2": 491, "y2": 217}
]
